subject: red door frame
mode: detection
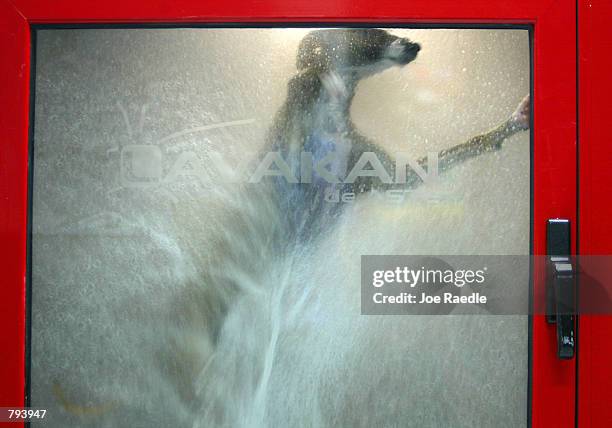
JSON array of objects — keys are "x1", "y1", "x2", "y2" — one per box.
[
  {"x1": 0, "y1": 1, "x2": 577, "y2": 427},
  {"x1": 578, "y1": 1, "x2": 612, "y2": 427}
]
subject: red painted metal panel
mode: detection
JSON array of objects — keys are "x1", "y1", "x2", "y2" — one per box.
[
  {"x1": 0, "y1": 0, "x2": 577, "y2": 427},
  {"x1": 531, "y1": 2, "x2": 577, "y2": 427},
  {"x1": 5, "y1": 0, "x2": 556, "y2": 23},
  {"x1": 0, "y1": 1, "x2": 29, "y2": 427},
  {"x1": 579, "y1": 0, "x2": 612, "y2": 427}
]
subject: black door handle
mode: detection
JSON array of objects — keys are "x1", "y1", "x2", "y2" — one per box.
[{"x1": 546, "y1": 219, "x2": 576, "y2": 360}]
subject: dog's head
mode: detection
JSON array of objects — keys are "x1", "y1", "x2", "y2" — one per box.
[{"x1": 297, "y1": 29, "x2": 420, "y2": 79}]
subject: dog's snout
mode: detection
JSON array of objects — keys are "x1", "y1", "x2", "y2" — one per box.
[
  {"x1": 386, "y1": 38, "x2": 421, "y2": 65},
  {"x1": 398, "y1": 39, "x2": 420, "y2": 54},
  {"x1": 407, "y1": 42, "x2": 421, "y2": 53}
]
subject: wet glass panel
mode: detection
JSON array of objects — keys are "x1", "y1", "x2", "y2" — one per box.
[{"x1": 31, "y1": 28, "x2": 530, "y2": 427}]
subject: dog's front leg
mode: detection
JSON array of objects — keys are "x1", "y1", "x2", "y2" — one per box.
[
  {"x1": 348, "y1": 95, "x2": 529, "y2": 193},
  {"x1": 428, "y1": 94, "x2": 530, "y2": 174}
]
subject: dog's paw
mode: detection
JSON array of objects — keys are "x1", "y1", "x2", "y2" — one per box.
[{"x1": 510, "y1": 94, "x2": 530, "y2": 130}]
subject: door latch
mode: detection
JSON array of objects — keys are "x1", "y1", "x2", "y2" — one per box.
[{"x1": 546, "y1": 219, "x2": 576, "y2": 360}]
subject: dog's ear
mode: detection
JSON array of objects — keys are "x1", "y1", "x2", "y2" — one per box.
[{"x1": 296, "y1": 31, "x2": 331, "y2": 72}]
